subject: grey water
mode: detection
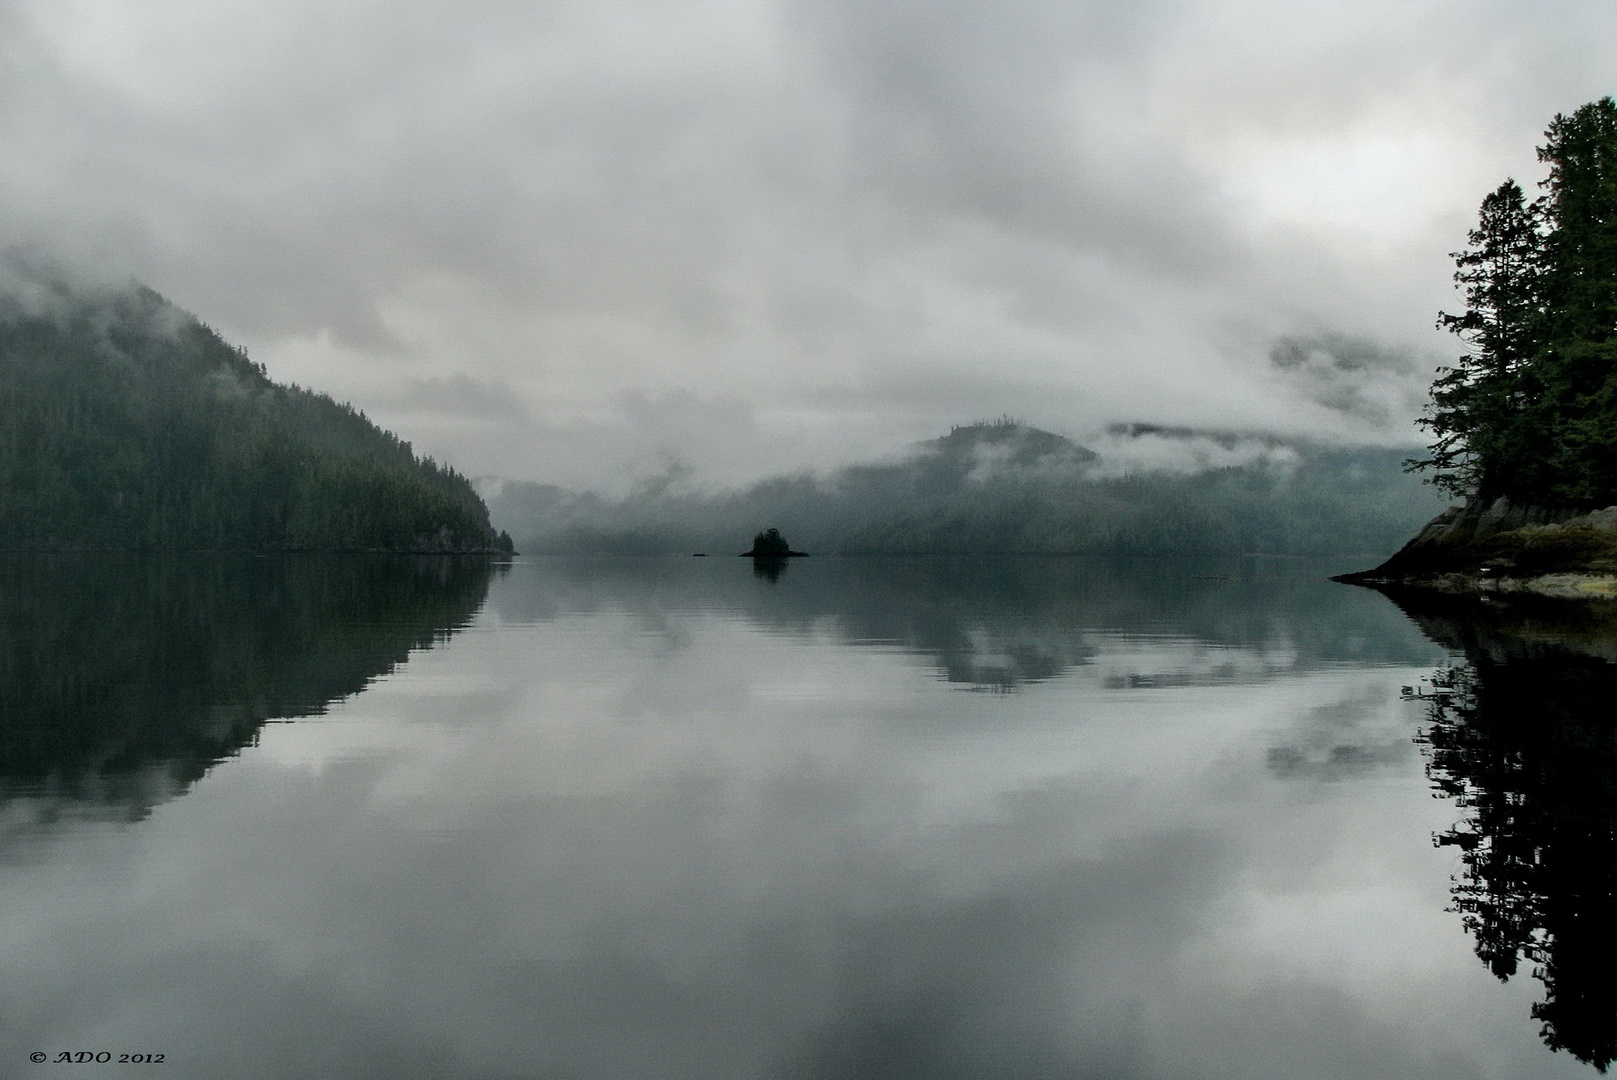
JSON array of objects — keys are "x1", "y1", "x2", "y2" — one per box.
[{"x1": 0, "y1": 553, "x2": 1609, "y2": 1078}]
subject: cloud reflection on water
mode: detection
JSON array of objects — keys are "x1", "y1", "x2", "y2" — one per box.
[{"x1": 0, "y1": 556, "x2": 1584, "y2": 1078}]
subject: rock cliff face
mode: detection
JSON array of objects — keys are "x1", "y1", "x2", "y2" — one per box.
[{"x1": 1336, "y1": 497, "x2": 1617, "y2": 600}]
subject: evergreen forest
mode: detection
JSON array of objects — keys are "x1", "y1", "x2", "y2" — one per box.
[
  {"x1": 1415, "y1": 97, "x2": 1617, "y2": 506},
  {"x1": 0, "y1": 267, "x2": 512, "y2": 552}
]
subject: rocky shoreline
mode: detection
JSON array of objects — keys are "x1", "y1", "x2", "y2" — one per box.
[{"x1": 1333, "y1": 497, "x2": 1617, "y2": 601}]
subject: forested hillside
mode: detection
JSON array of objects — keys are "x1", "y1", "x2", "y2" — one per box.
[
  {"x1": 0, "y1": 269, "x2": 511, "y2": 551},
  {"x1": 490, "y1": 419, "x2": 1445, "y2": 557}
]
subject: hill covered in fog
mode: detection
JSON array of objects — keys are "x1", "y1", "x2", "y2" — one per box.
[
  {"x1": 489, "y1": 418, "x2": 1446, "y2": 558},
  {"x1": 0, "y1": 265, "x2": 512, "y2": 552}
]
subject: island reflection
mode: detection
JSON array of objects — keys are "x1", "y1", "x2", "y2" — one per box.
[
  {"x1": 1399, "y1": 597, "x2": 1617, "y2": 1071},
  {"x1": 0, "y1": 554, "x2": 497, "y2": 827}
]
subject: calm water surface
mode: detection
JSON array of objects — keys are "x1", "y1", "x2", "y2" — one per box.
[{"x1": 0, "y1": 553, "x2": 1610, "y2": 1078}]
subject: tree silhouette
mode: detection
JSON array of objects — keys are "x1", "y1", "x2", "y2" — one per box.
[
  {"x1": 1417, "y1": 179, "x2": 1545, "y2": 497},
  {"x1": 1415, "y1": 97, "x2": 1617, "y2": 506},
  {"x1": 746, "y1": 527, "x2": 794, "y2": 556}
]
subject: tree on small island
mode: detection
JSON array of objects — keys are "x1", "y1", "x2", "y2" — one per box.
[
  {"x1": 1339, "y1": 97, "x2": 1617, "y2": 593},
  {"x1": 1412, "y1": 96, "x2": 1617, "y2": 506},
  {"x1": 743, "y1": 527, "x2": 805, "y2": 557}
]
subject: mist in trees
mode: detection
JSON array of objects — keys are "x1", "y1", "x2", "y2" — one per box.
[
  {"x1": 1414, "y1": 97, "x2": 1617, "y2": 505},
  {"x1": 0, "y1": 264, "x2": 513, "y2": 552},
  {"x1": 490, "y1": 420, "x2": 1444, "y2": 558}
]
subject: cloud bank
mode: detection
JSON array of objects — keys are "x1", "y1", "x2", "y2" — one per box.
[{"x1": 2, "y1": 0, "x2": 1613, "y2": 487}]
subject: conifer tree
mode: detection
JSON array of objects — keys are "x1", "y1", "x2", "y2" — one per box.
[
  {"x1": 1419, "y1": 179, "x2": 1545, "y2": 497},
  {"x1": 1536, "y1": 97, "x2": 1617, "y2": 502},
  {"x1": 1418, "y1": 98, "x2": 1617, "y2": 506}
]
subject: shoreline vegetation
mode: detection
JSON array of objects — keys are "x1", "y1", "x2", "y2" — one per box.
[
  {"x1": 1341, "y1": 98, "x2": 1617, "y2": 601},
  {"x1": 0, "y1": 261, "x2": 514, "y2": 555},
  {"x1": 1393, "y1": 594, "x2": 1617, "y2": 1069}
]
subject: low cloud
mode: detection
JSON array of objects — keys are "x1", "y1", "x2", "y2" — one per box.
[
  {"x1": 1, "y1": 0, "x2": 1611, "y2": 488},
  {"x1": 1087, "y1": 425, "x2": 1303, "y2": 479},
  {"x1": 377, "y1": 374, "x2": 531, "y2": 423},
  {"x1": 1267, "y1": 332, "x2": 1431, "y2": 432}
]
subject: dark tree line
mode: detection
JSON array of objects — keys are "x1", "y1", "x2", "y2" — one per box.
[
  {"x1": 1415, "y1": 98, "x2": 1617, "y2": 504},
  {"x1": 0, "y1": 274, "x2": 514, "y2": 552}
]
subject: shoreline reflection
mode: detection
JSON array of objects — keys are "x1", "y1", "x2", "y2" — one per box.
[
  {"x1": 493, "y1": 555, "x2": 1438, "y2": 691},
  {"x1": 0, "y1": 554, "x2": 498, "y2": 829},
  {"x1": 1398, "y1": 597, "x2": 1617, "y2": 1071}
]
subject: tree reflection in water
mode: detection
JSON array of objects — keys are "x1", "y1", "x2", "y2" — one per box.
[
  {"x1": 750, "y1": 555, "x2": 790, "y2": 583},
  {"x1": 1404, "y1": 602, "x2": 1617, "y2": 1071},
  {"x1": 0, "y1": 554, "x2": 498, "y2": 827}
]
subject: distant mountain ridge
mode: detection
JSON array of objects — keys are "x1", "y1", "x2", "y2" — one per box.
[
  {"x1": 490, "y1": 419, "x2": 1447, "y2": 558},
  {"x1": 0, "y1": 267, "x2": 511, "y2": 552}
]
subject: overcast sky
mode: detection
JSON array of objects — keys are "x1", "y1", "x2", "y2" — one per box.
[{"x1": 2, "y1": 0, "x2": 1614, "y2": 489}]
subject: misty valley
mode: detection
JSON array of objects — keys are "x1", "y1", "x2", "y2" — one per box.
[
  {"x1": 4, "y1": 88, "x2": 1617, "y2": 1080},
  {"x1": 486, "y1": 418, "x2": 1447, "y2": 560},
  {"x1": 5, "y1": 239, "x2": 1617, "y2": 1079}
]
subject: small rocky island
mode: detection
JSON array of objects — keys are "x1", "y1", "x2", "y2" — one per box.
[
  {"x1": 742, "y1": 528, "x2": 807, "y2": 557},
  {"x1": 1338, "y1": 97, "x2": 1617, "y2": 602}
]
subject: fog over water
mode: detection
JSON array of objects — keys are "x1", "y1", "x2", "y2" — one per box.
[{"x1": 2, "y1": 1, "x2": 1615, "y2": 488}]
